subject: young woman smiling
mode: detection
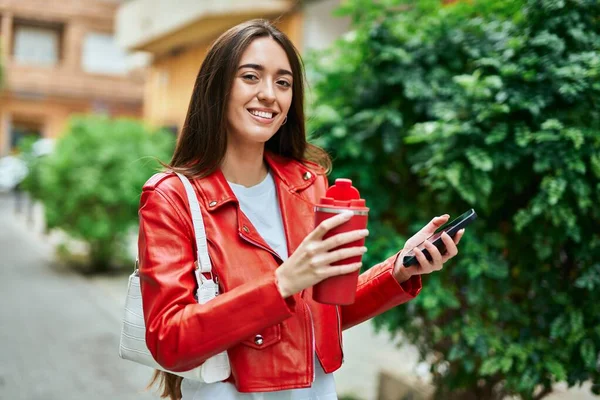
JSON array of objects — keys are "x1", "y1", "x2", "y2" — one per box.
[{"x1": 138, "y1": 19, "x2": 465, "y2": 400}]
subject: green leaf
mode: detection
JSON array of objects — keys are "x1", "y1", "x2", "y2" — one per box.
[
  {"x1": 541, "y1": 119, "x2": 564, "y2": 131},
  {"x1": 485, "y1": 124, "x2": 509, "y2": 145},
  {"x1": 445, "y1": 163, "x2": 462, "y2": 188},
  {"x1": 591, "y1": 154, "x2": 600, "y2": 179},
  {"x1": 312, "y1": 104, "x2": 342, "y2": 125},
  {"x1": 545, "y1": 360, "x2": 567, "y2": 381},
  {"x1": 541, "y1": 176, "x2": 567, "y2": 205},
  {"x1": 466, "y1": 148, "x2": 494, "y2": 171},
  {"x1": 580, "y1": 339, "x2": 596, "y2": 369},
  {"x1": 331, "y1": 125, "x2": 347, "y2": 138},
  {"x1": 500, "y1": 357, "x2": 514, "y2": 373},
  {"x1": 480, "y1": 358, "x2": 502, "y2": 376}
]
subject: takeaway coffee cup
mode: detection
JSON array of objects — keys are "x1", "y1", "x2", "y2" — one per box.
[{"x1": 313, "y1": 179, "x2": 369, "y2": 305}]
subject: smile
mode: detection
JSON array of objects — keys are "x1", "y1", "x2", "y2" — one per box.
[{"x1": 247, "y1": 109, "x2": 278, "y2": 124}]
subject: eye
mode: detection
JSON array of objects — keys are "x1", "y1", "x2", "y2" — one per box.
[
  {"x1": 277, "y1": 80, "x2": 292, "y2": 88},
  {"x1": 242, "y1": 74, "x2": 259, "y2": 81}
]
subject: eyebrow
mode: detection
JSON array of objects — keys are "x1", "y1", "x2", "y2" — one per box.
[{"x1": 238, "y1": 63, "x2": 293, "y2": 77}]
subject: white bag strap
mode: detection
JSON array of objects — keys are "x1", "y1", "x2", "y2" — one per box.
[{"x1": 175, "y1": 173, "x2": 213, "y2": 275}]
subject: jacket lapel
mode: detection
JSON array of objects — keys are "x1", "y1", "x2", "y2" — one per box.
[
  {"x1": 194, "y1": 152, "x2": 320, "y2": 261},
  {"x1": 265, "y1": 153, "x2": 319, "y2": 256}
]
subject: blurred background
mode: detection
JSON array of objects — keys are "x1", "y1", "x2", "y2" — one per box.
[{"x1": 0, "y1": 0, "x2": 599, "y2": 399}]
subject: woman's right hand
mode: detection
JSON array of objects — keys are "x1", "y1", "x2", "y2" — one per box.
[{"x1": 275, "y1": 211, "x2": 369, "y2": 298}]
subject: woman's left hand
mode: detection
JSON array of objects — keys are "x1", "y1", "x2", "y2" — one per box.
[{"x1": 393, "y1": 215, "x2": 465, "y2": 283}]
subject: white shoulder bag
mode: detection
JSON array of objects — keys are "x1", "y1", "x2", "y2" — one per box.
[{"x1": 118, "y1": 172, "x2": 231, "y2": 383}]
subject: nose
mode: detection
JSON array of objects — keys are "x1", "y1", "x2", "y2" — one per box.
[{"x1": 257, "y1": 81, "x2": 276, "y2": 103}]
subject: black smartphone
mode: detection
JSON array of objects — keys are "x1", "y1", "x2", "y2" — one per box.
[{"x1": 402, "y1": 209, "x2": 477, "y2": 267}]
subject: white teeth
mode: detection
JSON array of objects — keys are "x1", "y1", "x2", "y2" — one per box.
[{"x1": 250, "y1": 110, "x2": 273, "y2": 119}]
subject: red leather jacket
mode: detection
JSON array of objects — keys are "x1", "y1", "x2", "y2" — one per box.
[{"x1": 138, "y1": 152, "x2": 422, "y2": 392}]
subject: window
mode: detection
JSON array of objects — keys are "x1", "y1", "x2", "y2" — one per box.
[
  {"x1": 10, "y1": 119, "x2": 42, "y2": 151},
  {"x1": 82, "y1": 32, "x2": 128, "y2": 75},
  {"x1": 13, "y1": 22, "x2": 62, "y2": 66}
]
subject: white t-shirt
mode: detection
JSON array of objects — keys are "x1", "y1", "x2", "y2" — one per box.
[{"x1": 181, "y1": 171, "x2": 337, "y2": 400}]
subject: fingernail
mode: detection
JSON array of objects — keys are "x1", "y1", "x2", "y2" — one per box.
[
  {"x1": 361, "y1": 246, "x2": 368, "y2": 253},
  {"x1": 361, "y1": 229, "x2": 370, "y2": 236},
  {"x1": 342, "y1": 211, "x2": 354, "y2": 219}
]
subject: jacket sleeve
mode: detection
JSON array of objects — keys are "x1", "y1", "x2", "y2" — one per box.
[
  {"x1": 341, "y1": 252, "x2": 422, "y2": 330},
  {"x1": 138, "y1": 183, "x2": 295, "y2": 372}
]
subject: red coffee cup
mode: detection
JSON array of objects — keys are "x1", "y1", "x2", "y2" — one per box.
[{"x1": 313, "y1": 178, "x2": 369, "y2": 305}]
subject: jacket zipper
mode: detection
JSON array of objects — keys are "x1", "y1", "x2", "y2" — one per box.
[
  {"x1": 304, "y1": 302, "x2": 316, "y2": 382},
  {"x1": 335, "y1": 306, "x2": 344, "y2": 364},
  {"x1": 214, "y1": 275, "x2": 220, "y2": 296}
]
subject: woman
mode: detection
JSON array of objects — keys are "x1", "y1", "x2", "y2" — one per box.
[{"x1": 138, "y1": 19, "x2": 464, "y2": 400}]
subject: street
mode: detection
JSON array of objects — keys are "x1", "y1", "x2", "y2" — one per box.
[{"x1": 0, "y1": 193, "x2": 155, "y2": 400}]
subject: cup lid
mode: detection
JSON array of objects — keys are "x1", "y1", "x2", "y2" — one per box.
[{"x1": 317, "y1": 179, "x2": 368, "y2": 210}]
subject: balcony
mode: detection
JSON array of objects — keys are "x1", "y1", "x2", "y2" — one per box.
[
  {"x1": 4, "y1": 62, "x2": 144, "y2": 104},
  {"x1": 116, "y1": 0, "x2": 293, "y2": 55}
]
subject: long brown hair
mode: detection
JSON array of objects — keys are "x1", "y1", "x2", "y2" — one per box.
[
  {"x1": 150, "y1": 19, "x2": 330, "y2": 400},
  {"x1": 167, "y1": 18, "x2": 330, "y2": 178}
]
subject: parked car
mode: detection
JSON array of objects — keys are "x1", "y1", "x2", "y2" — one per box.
[
  {"x1": 0, "y1": 138, "x2": 55, "y2": 192},
  {"x1": 0, "y1": 156, "x2": 28, "y2": 192}
]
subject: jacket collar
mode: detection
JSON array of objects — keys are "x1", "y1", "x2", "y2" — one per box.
[{"x1": 193, "y1": 151, "x2": 319, "y2": 212}]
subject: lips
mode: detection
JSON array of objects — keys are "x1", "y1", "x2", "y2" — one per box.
[{"x1": 247, "y1": 108, "x2": 279, "y2": 124}]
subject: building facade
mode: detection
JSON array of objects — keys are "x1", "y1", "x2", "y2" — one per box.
[{"x1": 0, "y1": 0, "x2": 144, "y2": 155}]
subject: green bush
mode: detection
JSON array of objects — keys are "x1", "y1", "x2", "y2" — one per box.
[
  {"x1": 23, "y1": 116, "x2": 175, "y2": 272},
  {"x1": 307, "y1": 0, "x2": 600, "y2": 399}
]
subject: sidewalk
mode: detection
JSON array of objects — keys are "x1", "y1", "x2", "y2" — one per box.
[{"x1": 0, "y1": 193, "x2": 155, "y2": 400}]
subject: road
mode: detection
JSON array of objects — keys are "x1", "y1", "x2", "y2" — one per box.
[{"x1": 0, "y1": 193, "x2": 155, "y2": 400}]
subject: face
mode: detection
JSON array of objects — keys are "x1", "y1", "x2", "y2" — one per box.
[{"x1": 226, "y1": 37, "x2": 293, "y2": 148}]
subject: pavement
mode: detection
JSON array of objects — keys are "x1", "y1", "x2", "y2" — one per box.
[
  {"x1": 0, "y1": 192, "x2": 597, "y2": 400},
  {"x1": 0, "y1": 193, "x2": 155, "y2": 400}
]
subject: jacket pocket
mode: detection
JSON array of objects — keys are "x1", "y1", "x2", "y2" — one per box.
[{"x1": 241, "y1": 323, "x2": 281, "y2": 350}]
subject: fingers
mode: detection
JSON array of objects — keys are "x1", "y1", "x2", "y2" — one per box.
[
  {"x1": 412, "y1": 247, "x2": 433, "y2": 271},
  {"x1": 417, "y1": 214, "x2": 449, "y2": 237},
  {"x1": 320, "y1": 261, "x2": 363, "y2": 279},
  {"x1": 314, "y1": 245, "x2": 367, "y2": 267},
  {"x1": 432, "y1": 214, "x2": 450, "y2": 227},
  {"x1": 321, "y1": 229, "x2": 369, "y2": 251},
  {"x1": 311, "y1": 211, "x2": 354, "y2": 240},
  {"x1": 453, "y1": 229, "x2": 465, "y2": 245},
  {"x1": 440, "y1": 232, "x2": 458, "y2": 261},
  {"x1": 423, "y1": 240, "x2": 442, "y2": 266},
  {"x1": 412, "y1": 245, "x2": 444, "y2": 273}
]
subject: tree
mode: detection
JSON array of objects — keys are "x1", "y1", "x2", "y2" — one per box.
[
  {"x1": 306, "y1": 0, "x2": 600, "y2": 398},
  {"x1": 22, "y1": 116, "x2": 175, "y2": 272}
]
